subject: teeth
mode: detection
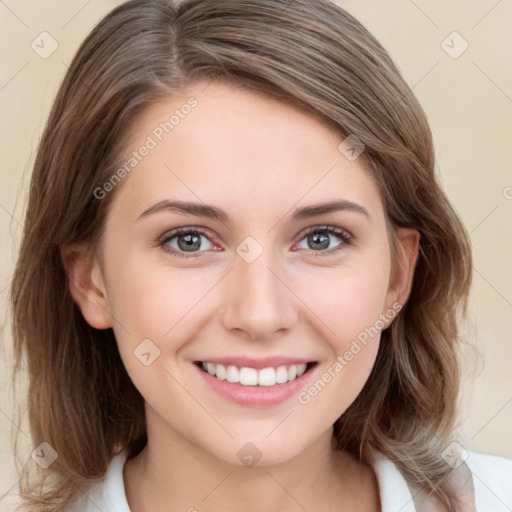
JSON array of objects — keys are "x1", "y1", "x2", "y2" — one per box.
[
  {"x1": 200, "y1": 361, "x2": 311, "y2": 386},
  {"x1": 297, "y1": 363, "x2": 307, "y2": 377},
  {"x1": 258, "y1": 367, "x2": 276, "y2": 386},
  {"x1": 226, "y1": 365, "x2": 239, "y2": 383},
  {"x1": 275, "y1": 365, "x2": 289, "y2": 384},
  {"x1": 239, "y1": 367, "x2": 258, "y2": 385},
  {"x1": 216, "y1": 364, "x2": 227, "y2": 381}
]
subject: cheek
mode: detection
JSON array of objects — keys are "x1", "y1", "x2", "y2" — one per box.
[
  {"x1": 105, "y1": 261, "x2": 211, "y2": 410},
  {"x1": 295, "y1": 258, "x2": 391, "y2": 347},
  {"x1": 107, "y1": 256, "x2": 219, "y2": 340},
  {"x1": 292, "y1": 258, "x2": 390, "y2": 414}
]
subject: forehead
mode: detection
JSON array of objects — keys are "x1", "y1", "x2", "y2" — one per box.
[{"x1": 109, "y1": 81, "x2": 384, "y2": 224}]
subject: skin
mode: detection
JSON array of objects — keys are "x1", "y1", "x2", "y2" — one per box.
[{"x1": 64, "y1": 81, "x2": 420, "y2": 512}]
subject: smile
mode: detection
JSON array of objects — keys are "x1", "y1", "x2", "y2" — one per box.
[
  {"x1": 197, "y1": 361, "x2": 312, "y2": 386},
  {"x1": 193, "y1": 357, "x2": 318, "y2": 407}
]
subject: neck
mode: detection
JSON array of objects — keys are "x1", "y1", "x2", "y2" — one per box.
[{"x1": 123, "y1": 406, "x2": 379, "y2": 512}]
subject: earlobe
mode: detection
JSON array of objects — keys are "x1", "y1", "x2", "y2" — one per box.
[
  {"x1": 384, "y1": 227, "x2": 421, "y2": 322},
  {"x1": 61, "y1": 244, "x2": 113, "y2": 329}
]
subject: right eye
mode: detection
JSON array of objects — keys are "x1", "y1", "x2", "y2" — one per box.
[{"x1": 159, "y1": 228, "x2": 216, "y2": 258}]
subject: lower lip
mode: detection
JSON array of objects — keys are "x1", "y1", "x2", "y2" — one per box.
[{"x1": 193, "y1": 363, "x2": 316, "y2": 407}]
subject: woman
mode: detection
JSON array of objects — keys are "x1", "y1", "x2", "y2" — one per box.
[{"x1": 8, "y1": 0, "x2": 512, "y2": 510}]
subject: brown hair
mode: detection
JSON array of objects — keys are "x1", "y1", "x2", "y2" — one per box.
[{"x1": 8, "y1": 0, "x2": 473, "y2": 510}]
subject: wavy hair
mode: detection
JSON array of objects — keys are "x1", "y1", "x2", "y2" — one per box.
[{"x1": 8, "y1": 0, "x2": 473, "y2": 510}]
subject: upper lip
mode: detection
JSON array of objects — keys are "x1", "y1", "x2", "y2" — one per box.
[{"x1": 195, "y1": 356, "x2": 316, "y2": 370}]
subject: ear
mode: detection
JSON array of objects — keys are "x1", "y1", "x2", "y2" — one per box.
[
  {"x1": 61, "y1": 244, "x2": 113, "y2": 329},
  {"x1": 383, "y1": 227, "x2": 421, "y2": 324}
]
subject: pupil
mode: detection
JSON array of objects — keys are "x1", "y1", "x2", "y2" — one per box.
[
  {"x1": 309, "y1": 232, "x2": 329, "y2": 250},
  {"x1": 178, "y1": 233, "x2": 201, "y2": 251}
]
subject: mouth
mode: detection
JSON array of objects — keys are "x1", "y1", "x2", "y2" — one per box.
[{"x1": 194, "y1": 360, "x2": 318, "y2": 387}]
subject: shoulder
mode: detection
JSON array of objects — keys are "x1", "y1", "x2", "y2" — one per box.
[
  {"x1": 464, "y1": 449, "x2": 512, "y2": 510},
  {"x1": 370, "y1": 447, "x2": 512, "y2": 512}
]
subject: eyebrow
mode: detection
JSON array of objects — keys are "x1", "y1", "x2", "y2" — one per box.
[{"x1": 137, "y1": 199, "x2": 370, "y2": 223}]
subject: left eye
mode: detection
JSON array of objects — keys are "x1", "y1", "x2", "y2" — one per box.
[{"x1": 295, "y1": 226, "x2": 351, "y2": 252}]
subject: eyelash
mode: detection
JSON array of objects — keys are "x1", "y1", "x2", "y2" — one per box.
[{"x1": 158, "y1": 225, "x2": 353, "y2": 259}]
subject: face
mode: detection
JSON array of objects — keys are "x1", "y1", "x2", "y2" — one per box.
[{"x1": 75, "y1": 81, "x2": 417, "y2": 466}]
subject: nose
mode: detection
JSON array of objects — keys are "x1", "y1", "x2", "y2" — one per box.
[{"x1": 220, "y1": 247, "x2": 298, "y2": 341}]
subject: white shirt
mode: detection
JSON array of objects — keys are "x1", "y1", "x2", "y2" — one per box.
[{"x1": 74, "y1": 448, "x2": 512, "y2": 511}]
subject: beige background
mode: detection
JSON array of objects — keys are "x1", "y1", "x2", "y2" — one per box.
[{"x1": 1, "y1": 0, "x2": 511, "y2": 508}]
